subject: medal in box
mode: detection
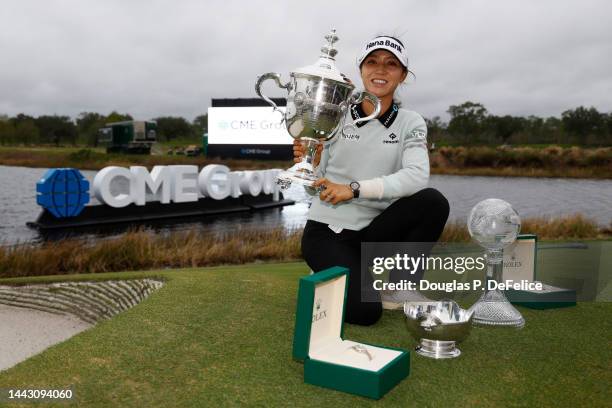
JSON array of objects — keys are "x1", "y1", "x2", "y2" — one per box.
[{"x1": 292, "y1": 267, "x2": 409, "y2": 399}]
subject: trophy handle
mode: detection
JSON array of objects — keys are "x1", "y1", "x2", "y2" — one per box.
[
  {"x1": 255, "y1": 73, "x2": 291, "y2": 119},
  {"x1": 342, "y1": 91, "x2": 381, "y2": 136}
]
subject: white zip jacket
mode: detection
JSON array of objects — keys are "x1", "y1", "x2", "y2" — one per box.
[{"x1": 308, "y1": 103, "x2": 429, "y2": 231}]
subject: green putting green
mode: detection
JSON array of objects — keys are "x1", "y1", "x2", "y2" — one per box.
[{"x1": 0, "y1": 263, "x2": 610, "y2": 407}]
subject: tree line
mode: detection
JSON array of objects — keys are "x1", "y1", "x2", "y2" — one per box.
[
  {"x1": 0, "y1": 112, "x2": 208, "y2": 147},
  {"x1": 0, "y1": 103, "x2": 610, "y2": 147},
  {"x1": 427, "y1": 102, "x2": 612, "y2": 146}
]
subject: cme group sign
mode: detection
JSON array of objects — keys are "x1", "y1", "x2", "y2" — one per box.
[
  {"x1": 93, "y1": 165, "x2": 280, "y2": 208},
  {"x1": 36, "y1": 165, "x2": 282, "y2": 219}
]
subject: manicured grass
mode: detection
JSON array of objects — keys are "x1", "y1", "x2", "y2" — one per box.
[{"x1": 0, "y1": 262, "x2": 610, "y2": 407}]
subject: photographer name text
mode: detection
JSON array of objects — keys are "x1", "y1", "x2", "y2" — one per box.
[{"x1": 373, "y1": 279, "x2": 543, "y2": 292}]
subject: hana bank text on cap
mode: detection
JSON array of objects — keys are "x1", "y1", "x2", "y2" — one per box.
[{"x1": 357, "y1": 36, "x2": 408, "y2": 69}]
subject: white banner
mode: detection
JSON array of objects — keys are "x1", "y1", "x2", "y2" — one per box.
[{"x1": 207, "y1": 107, "x2": 293, "y2": 145}]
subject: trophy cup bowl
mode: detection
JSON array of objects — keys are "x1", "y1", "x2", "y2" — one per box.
[
  {"x1": 404, "y1": 300, "x2": 474, "y2": 359},
  {"x1": 467, "y1": 198, "x2": 525, "y2": 328},
  {"x1": 255, "y1": 29, "x2": 381, "y2": 190}
]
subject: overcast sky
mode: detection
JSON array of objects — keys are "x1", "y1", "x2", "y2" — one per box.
[{"x1": 0, "y1": 0, "x2": 610, "y2": 122}]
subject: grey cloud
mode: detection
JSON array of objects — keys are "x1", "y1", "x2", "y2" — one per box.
[{"x1": 0, "y1": 0, "x2": 610, "y2": 121}]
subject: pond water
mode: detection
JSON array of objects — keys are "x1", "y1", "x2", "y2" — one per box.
[{"x1": 0, "y1": 165, "x2": 610, "y2": 245}]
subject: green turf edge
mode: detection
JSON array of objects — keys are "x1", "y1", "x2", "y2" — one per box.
[{"x1": 0, "y1": 262, "x2": 609, "y2": 408}]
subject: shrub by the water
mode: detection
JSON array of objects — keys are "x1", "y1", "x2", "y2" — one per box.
[
  {"x1": 0, "y1": 228, "x2": 303, "y2": 278},
  {"x1": 521, "y1": 214, "x2": 601, "y2": 239},
  {"x1": 67, "y1": 148, "x2": 94, "y2": 162},
  {"x1": 430, "y1": 146, "x2": 611, "y2": 178},
  {"x1": 1, "y1": 145, "x2": 610, "y2": 178},
  {"x1": 0, "y1": 215, "x2": 607, "y2": 278},
  {"x1": 434, "y1": 145, "x2": 612, "y2": 168}
]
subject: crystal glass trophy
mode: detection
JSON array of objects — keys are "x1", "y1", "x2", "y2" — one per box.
[
  {"x1": 467, "y1": 198, "x2": 525, "y2": 328},
  {"x1": 255, "y1": 29, "x2": 381, "y2": 189}
]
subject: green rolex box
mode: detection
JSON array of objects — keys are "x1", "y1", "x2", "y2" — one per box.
[
  {"x1": 503, "y1": 234, "x2": 576, "y2": 309},
  {"x1": 505, "y1": 283, "x2": 577, "y2": 309},
  {"x1": 292, "y1": 266, "x2": 410, "y2": 400}
]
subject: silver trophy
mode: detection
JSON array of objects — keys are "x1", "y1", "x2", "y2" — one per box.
[
  {"x1": 468, "y1": 198, "x2": 525, "y2": 328},
  {"x1": 255, "y1": 29, "x2": 381, "y2": 189},
  {"x1": 404, "y1": 300, "x2": 474, "y2": 359}
]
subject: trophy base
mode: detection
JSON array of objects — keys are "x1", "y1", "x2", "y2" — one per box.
[
  {"x1": 276, "y1": 163, "x2": 319, "y2": 190},
  {"x1": 470, "y1": 289, "x2": 525, "y2": 328},
  {"x1": 415, "y1": 339, "x2": 461, "y2": 359}
]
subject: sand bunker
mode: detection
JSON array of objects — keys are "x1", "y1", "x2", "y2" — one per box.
[
  {"x1": 0, "y1": 304, "x2": 91, "y2": 371},
  {"x1": 0, "y1": 279, "x2": 163, "y2": 372}
]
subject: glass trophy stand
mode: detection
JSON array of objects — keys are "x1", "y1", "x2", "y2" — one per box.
[{"x1": 468, "y1": 199, "x2": 525, "y2": 328}]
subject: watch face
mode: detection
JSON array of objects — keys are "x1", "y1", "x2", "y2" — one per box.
[{"x1": 350, "y1": 181, "x2": 360, "y2": 190}]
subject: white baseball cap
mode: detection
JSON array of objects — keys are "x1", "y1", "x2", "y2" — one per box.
[{"x1": 357, "y1": 35, "x2": 408, "y2": 69}]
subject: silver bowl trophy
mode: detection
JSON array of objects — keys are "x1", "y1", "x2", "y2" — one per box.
[
  {"x1": 255, "y1": 29, "x2": 381, "y2": 189},
  {"x1": 467, "y1": 198, "x2": 525, "y2": 328},
  {"x1": 404, "y1": 300, "x2": 474, "y2": 359}
]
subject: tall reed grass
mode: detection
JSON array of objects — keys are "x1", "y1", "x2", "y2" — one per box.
[
  {"x1": 430, "y1": 146, "x2": 612, "y2": 178},
  {"x1": 440, "y1": 214, "x2": 604, "y2": 242},
  {"x1": 1, "y1": 145, "x2": 610, "y2": 178},
  {"x1": 0, "y1": 228, "x2": 302, "y2": 278},
  {"x1": 0, "y1": 215, "x2": 607, "y2": 279},
  {"x1": 0, "y1": 147, "x2": 291, "y2": 171}
]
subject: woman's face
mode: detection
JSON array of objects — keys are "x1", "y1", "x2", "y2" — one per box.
[{"x1": 360, "y1": 50, "x2": 407, "y2": 100}]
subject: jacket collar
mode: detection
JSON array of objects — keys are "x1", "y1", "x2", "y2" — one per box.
[{"x1": 350, "y1": 102, "x2": 399, "y2": 128}]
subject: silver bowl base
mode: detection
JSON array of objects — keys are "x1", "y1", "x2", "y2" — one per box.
[{"x1": 415, "y1": 339, "x2": 461, "y2": 359}]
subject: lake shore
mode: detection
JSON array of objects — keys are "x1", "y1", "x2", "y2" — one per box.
[{"x1": 0, "y1": 145, "x2": 610, "y2": 179}]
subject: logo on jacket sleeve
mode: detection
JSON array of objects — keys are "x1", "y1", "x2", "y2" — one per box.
[{"x1": 410, "y1": 129, "x2": 427, "y2": 141}]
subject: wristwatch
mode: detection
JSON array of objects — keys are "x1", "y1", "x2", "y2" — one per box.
[{"x1": 349, "y1": 181, "x2": 360, "y2": 199}]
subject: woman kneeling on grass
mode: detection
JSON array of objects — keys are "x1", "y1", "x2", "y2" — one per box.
[{"x1": 296, "y1": 35, "x2": 450, "y2": 326}]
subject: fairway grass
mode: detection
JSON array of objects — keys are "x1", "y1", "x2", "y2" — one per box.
[{"x1": 0, "y1": 262, "x2": 610, "y2": 407}]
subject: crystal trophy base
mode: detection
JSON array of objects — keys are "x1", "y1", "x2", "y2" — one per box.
[
  {"x1": 416, "y1": 339, "x2": 461, "y2": 359},
  {"x1": 470, "y1": 289, "x2": 525, "y2": 328}
]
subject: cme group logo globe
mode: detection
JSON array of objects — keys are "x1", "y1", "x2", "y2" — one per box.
[{"x1": 36, "y1": 168, "x2": 90, "y2": 218}]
